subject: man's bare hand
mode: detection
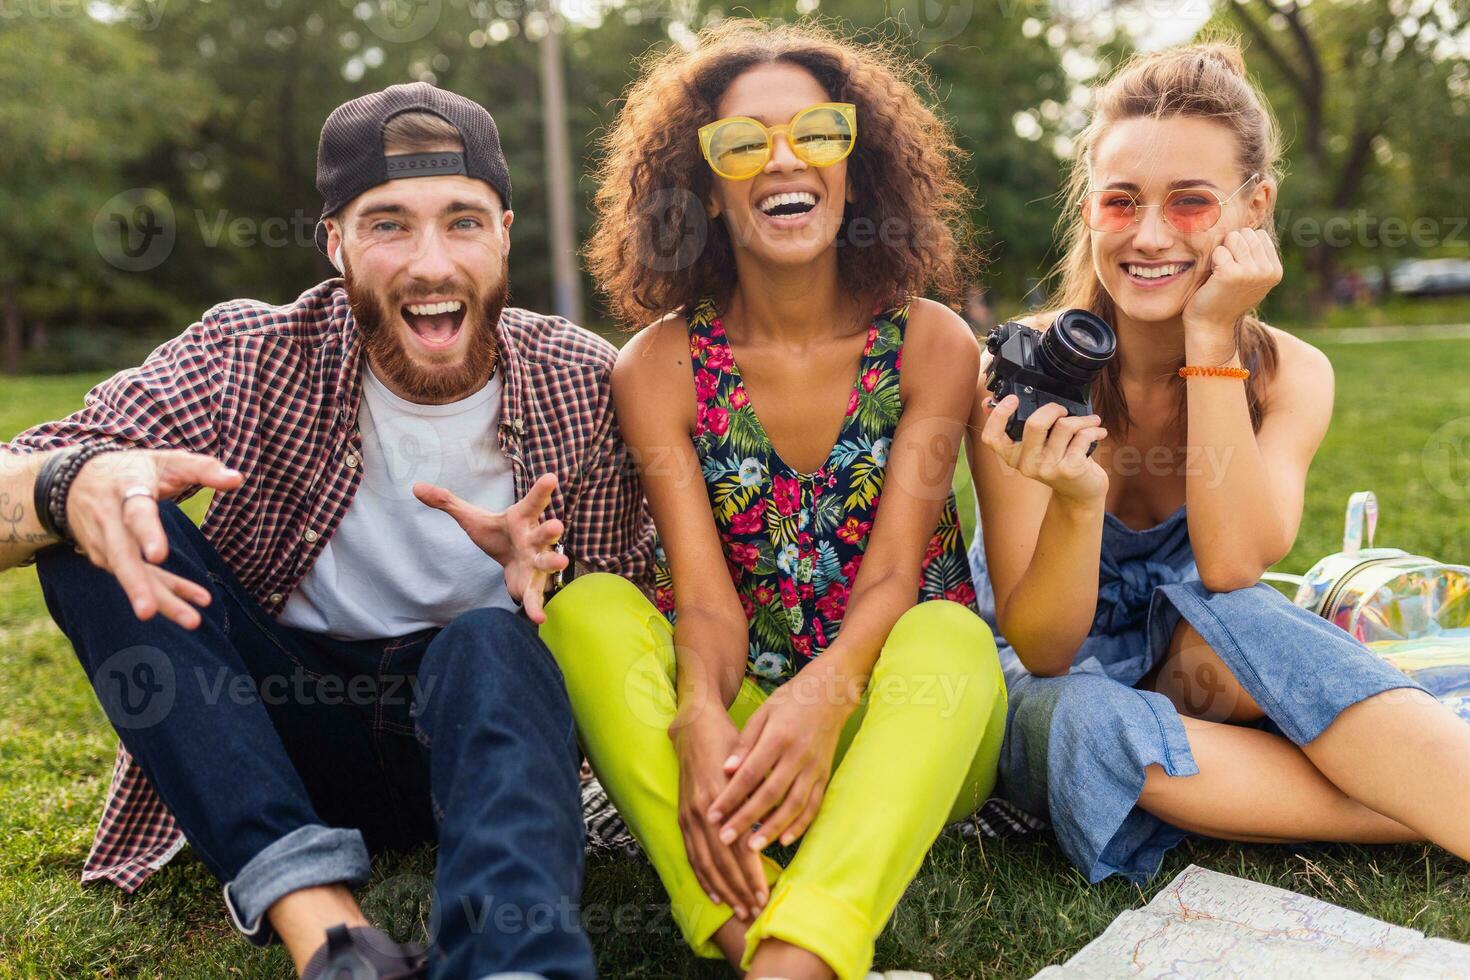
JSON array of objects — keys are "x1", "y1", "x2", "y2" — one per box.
[
  {"x1": 413, "y1": 473, "x2": 569, "y2": 624},
  {"x1": 67, "y1": 449, "x2": 244, "y2": 629}
]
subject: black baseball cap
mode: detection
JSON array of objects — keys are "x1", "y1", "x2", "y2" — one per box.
[{"x1": 313, "y1": 82, "x2": 512, "y2": 253}]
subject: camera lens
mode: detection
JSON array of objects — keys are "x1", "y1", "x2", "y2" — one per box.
[{"x1": 1037, "y1": 310, "x2": 1116, "y2": 387}]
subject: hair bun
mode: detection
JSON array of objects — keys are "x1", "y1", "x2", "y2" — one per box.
[{"x1": 1193, "y1": 42, "x2": 1248, "y2": 78}]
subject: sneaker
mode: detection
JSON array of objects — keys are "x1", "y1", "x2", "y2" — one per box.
[{"x1": 301, "y1": 924, "x2": 428, "y2": 980}]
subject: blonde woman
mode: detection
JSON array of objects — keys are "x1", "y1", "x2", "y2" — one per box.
[{"x1": 968, "y1": 42, "x2": 1470, "y2": 883}]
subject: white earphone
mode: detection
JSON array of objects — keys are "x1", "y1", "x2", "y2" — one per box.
[{"x1": 331, "y1": 244, "x2": 344, "y2": 275}]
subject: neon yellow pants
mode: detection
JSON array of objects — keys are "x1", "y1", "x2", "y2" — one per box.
[{"x1": 540, "y1": 573, "x2": 1007, "y2": 980}]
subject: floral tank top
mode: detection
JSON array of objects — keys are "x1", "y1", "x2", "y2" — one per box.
[{"x1": 651, "y1": 297, "x2": 978, "y2": 692}]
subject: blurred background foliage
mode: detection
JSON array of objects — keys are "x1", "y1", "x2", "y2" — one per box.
[{"x1": 0, "y1": 0, "x2": 1466, "y2": 373}]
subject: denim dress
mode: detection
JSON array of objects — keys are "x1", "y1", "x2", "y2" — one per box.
[{"x1": 967, "y1": 502, "x2": 1425, "y2": 883}]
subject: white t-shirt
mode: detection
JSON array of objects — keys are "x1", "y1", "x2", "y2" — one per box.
[{"x1": 278, "y1": 365, "x2": 518, "y2": 639}]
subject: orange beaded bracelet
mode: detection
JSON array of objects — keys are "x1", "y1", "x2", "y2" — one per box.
[{"x1": 1178, "y1": 365, "x2": 1250, "y2": 380}]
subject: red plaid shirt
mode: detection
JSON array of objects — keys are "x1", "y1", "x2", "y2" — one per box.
[{"x1": 3, "y1": 279, "x2": 653, "y2": 892}]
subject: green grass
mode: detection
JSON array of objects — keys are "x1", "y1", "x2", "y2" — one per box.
[
  {"x1": 3, "y1": 341, "x2": 1470, "y2": 978},
  {"x1": 1273, "y1": 292, "x2": 1470, "y2": 332}
]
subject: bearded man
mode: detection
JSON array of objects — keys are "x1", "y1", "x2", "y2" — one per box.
[{"x1": 0, "y1": 83, "x2": 652, "y2": 980}]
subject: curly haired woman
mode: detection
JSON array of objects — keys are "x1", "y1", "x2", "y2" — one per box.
[
  {"x1": 539, "y1": 18, "x2": 1006, "y2": 980},
  {"x1": 968, "y1": 41, "x2": 1470, "y2": 885}
]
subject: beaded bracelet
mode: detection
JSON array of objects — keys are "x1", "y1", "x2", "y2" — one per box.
[
  {"x1": 1178, "y1": 365, "x2": 1250, "y2": 380},
  {"x1": 32, "y1": 444, "x2": 122, "y2": 543}
]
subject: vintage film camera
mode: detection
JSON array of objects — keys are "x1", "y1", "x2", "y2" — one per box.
[{"x1": 983, "y1": 310, "x2": 1117, "y2": 447}]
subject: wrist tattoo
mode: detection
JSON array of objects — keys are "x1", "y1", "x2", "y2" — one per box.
[{"x1": 0, "y1": 493, "x2": 54, "y2": 546}]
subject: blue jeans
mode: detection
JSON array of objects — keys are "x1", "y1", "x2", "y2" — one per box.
[{"x1": 37, "y1": 501, "x2": 594, "y2": 980}]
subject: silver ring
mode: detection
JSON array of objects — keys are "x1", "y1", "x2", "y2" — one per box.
[{"x1": 121, "y1": 484, "x2": 156, "y2": 503}]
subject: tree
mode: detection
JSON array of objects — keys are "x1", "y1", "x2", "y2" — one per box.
[
  {"x1": 0, "y1": 0, "x2": 1122, "y2": 366},
  {"x1": 1224, "y1": 0, "x2": 1470, "y2": 314},
  {"x1": 0, "y1": 15, "x2": 212, "y2": 371}
]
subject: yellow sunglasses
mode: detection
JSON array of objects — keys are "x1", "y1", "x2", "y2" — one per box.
[{"x1": 698, "y1": 102, "x2": 857, "y2": 181}]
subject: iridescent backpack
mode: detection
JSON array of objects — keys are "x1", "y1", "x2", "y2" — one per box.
[{"x1": 1265, "y1": 491, "x2": 1470, "y2": 721}]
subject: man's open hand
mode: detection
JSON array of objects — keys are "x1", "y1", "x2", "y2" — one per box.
[
  {"x1": 67, "y1": 449, "x2": 244, "y2": 629},
  {"x1": 413, "y1": 473, "x2": 569, "y2": 624}
]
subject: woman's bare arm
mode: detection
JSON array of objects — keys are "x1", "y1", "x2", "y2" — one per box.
[
  {"x1": 613, "y1": 316, "x2": 771, "y2": 915},
  {"x1": 612, "y1": 320, "x2": 750, "y2": 711},
  {"x1": 1181, "y1": 330, "x2": 1333, "y2": 590},
  {"x1": 813, "y1": 299, "x2": 981, "y2": 687},
  {"x1": 967, "y1": 377, "x2": 1107, "y2": 677}
]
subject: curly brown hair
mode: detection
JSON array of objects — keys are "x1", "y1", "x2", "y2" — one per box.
[{"x1": 585, "y1": 18, "x2": 978, "y2": 328}]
